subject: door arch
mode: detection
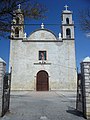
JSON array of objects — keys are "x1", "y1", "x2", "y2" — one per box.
[{"x1": 36, "y1": 70, "x2": 49, "y2": 91}]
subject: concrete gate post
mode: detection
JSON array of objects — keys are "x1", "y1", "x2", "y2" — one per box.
[
  {"x1": 0, "y1": 58, "x2": 6, "y2": 116},
  {"x1": 81, "y1": 57, "x2": 90, "y2": 119}
]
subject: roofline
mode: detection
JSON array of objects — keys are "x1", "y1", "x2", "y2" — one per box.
[
  {"x1": 0, "y1": 58, "x2": 6, "y2": 64},
  {"x1": 29, "y1": 28, "x2": 57, "y2": 39}
]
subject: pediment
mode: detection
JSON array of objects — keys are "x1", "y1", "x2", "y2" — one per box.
[{"x1": 27, "y1": 29, "x2": 57, "y2": 41}]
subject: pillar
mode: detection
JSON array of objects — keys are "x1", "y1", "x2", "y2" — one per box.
[
  {"x1": 81, "y1": 57, "x2": 90, "y2": 119},
  {"x1": 0, "y1": 58, "x2": 6, "y2": 116}
]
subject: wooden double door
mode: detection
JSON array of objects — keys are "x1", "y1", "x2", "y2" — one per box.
[{"x1": 36, "y1": 70, "x2": 49, "y2": 91}]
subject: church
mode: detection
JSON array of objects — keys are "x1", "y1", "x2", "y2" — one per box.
[{"x1": 9, "y1": 5, "x2": 77, "y2": 91}]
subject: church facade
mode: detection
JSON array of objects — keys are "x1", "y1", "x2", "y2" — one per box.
[{"x1": 9, "y1": 6, "x2": 77, "y2": 91}]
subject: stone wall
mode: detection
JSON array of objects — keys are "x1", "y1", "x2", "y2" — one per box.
[
  {"x1": 9, "y1": 29, "x2": 77, "y2": 91},
  {"x1": 81, "y1": 57, "x2": 90, "y2": 119},
  {"x1": 0, "y1": 58, "x2": 6, "y2": 116}
]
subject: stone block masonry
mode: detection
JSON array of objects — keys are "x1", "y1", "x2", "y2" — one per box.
[
  {"x1": 81, "y1": 57, "x2": 90, "y2": 119},
  {"x1": 0, "y1": 58, "x2": 6, "y2": 116}
]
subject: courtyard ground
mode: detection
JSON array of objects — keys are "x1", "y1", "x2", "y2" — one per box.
[{"x1": 1, "y1": 91, "x2": 85, "y2": 120}]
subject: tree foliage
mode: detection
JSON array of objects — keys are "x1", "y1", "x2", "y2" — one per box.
[
  {"x1": 79, "y1": 8, "x2": 90, "y2": 32},
  {"x1": 0, "y1": 0, "x2": 47, "y2": 37}
]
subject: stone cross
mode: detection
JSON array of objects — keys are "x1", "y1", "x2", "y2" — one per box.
[
  {"x1": 64, "y1": 5, "x2": 69, "y2": 11},
  {"x1": 41, "y1": 23, "x2": 44, "y2": 29},
  {"x1": 18, "y1": 4, "x2": 21, "y2": 9}
]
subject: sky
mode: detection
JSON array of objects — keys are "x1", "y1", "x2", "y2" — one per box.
[{"x1": 0, "y1": 0, "x2": 90, "y2": 72}]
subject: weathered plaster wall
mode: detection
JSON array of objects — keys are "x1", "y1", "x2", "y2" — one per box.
[{"x1": 10, "y1": 29, "x2": 77, "y2": 91}]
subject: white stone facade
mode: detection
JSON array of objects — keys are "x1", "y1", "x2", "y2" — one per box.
[
  {"x1": 9, "y1": 7, "x2": 77, "y2": 91},
  {"x1": 81, "y1": 57, "x2": 90, "y2": 119},
  {"x1": 0, "y1": 58, "x2": 6, "y2": 116}
]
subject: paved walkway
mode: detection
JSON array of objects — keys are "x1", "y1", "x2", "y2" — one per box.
[{"x1": 1, "y1": 91, "x2": 85, "y2": 120}]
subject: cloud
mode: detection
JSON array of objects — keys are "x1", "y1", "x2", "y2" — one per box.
[{"x1": 86, "y1": 33, "x2": 90, "y2": 37}]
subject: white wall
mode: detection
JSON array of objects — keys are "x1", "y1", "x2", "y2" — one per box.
[
  {"x1": 0, "y1": 60, "x2": 6, "y2": 116},
  {"x1": 10, "y1": 29, "x2": 77, "y2": 91}
]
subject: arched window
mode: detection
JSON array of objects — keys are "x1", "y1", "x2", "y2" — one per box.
[
  {"x1": 15, "y1": 27, "x2": 19, "y2": 37},
  {"x1": 16, "y1": 17, "x2": 19, "y2": 24},
  {"x1": 66, "y1": 28, "x2": 71, "y2": 38},
  {"x1": 66, "y1": 18, "x2": 69, "y2": 24}
]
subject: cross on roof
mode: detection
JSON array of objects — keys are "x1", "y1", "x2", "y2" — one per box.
[
  {"x1": 18, "y1": 4, "x2": 21, "y2": 9},
  {"x1": 41, "y1": 23, "x2": 44, "y2": 29},
  {"x1": 64, "y1": 5, "x2": 69, "y2": 11}
]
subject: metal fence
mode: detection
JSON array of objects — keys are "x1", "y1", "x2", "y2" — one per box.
[{"x1": 2, "y1": 72, "x2": 11, "y2": 117}]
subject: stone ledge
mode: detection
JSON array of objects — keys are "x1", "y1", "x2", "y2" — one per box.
[
  {"x1": 34, "y1": 62, "x2": 51, "y2": 65},
  {"x1": 22, "y1": 40, "x2": 63, "y2": 42}
]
